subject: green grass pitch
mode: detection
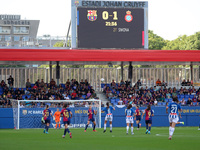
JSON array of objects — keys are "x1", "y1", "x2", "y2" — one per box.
[{"x1": 0, "y1": 127, "x2": 199, "y2": 150}]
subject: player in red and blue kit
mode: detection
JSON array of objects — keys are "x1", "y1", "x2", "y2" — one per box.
[
  {"x1": 142, "y1": 104, "x2": 154, "y2": 134},
  {"x1": 134, "y1": 105, "x2": 142, "y2": 130},
  {"x1": 84, "y1": 105, "x2": 97, "y2": 132},
  {"x1": 61, "y1": 104, "x2": 72, "y2": 138},
  {"x1": 43, "y1": 105, "x2": 53, "y2": 134},
  {"x1": 166, "y1": 97, "x2": 182, "y2": 140}
]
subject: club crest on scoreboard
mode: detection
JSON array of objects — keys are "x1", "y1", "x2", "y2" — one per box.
[
  {"x1": 87, "y1": 10, "x2": 97, "y2": 21},
  {"x1": 125, "y1": 10, "x2": 133, "y2": 22}
]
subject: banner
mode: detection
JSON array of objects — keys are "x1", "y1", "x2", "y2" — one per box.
[{"x1": 0, "y1": 106, "x2": 200, "y2": 128}]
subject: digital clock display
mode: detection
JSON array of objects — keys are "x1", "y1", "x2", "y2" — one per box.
[{"x1": 77, "y1": 7, "x2": 144, "y2": 49}]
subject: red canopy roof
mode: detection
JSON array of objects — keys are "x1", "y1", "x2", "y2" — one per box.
[{"x1": 0, "y1": 49, "x2": 199, "y2": 62}]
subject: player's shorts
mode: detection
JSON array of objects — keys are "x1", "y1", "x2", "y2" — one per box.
[
  {"x1": 45, "y1": 119, "x2": 50, "y2": 124},
  {"x1": 105, "y1": 113, "x2": 113, "y2": 121},
  {"x1": 63, "y1": 121, "x2": 70, "y2": 125},
  {"x1": 136, "y1": 116, "x2": 141, "y2": 121},
  {"x1": 145, "y1": 120, "x2": 152, "y2": 124},
  {"x1": 55, "y1": 119, "x2": 60, "y2": 123},
  {"x1": 126, "y1": 116, "x2": 134, "y2": 124},
  {"x1": 88, "y1": 118, "x2": 95, "y2": 122},
  {"x1": 169, "y1": 115, "x2": 179, "y2": 124}
]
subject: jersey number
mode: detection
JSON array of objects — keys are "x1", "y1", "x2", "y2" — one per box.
[
  {"x1": 45, "y1": 112, "x2": 49, "y2": 117},
  {"x1": 171, "y1": 106, "x2": 177, "y2": 113}
]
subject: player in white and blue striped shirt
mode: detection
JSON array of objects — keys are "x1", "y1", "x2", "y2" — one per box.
[{"x1": 166, "y1": 97, "x2": 183, "y2": 140}]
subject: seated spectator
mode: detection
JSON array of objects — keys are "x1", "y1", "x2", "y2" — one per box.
[
  {"x1": 181, "y1": 79, "x2": 187, "y2": 86},
  {"x1": 154, "y1": 99, "x2": 158, "y2": 105},
  {"x1": 40, "y1": 79, "x2": 45, "y2": 87},
  {"x1": 156, "y1": 79, "x2": 161, "y2": 86},
  {"x1": 50, "y1": 79, "x2": 56, "y2": 87},
  {"x1": 186, "y1": 98, "x2": 192, "y2": 105},
  {"x1": 71, "y1": 90, "x2": 77, "y2": 99},
  {"x1": 120, "y1": 80, "x2": 125, "y2": 86},
  {"x1": 0, "y1": 80, "x2": 6, "y2": 87},
  {"x1": 49, "y1": 95, "x2": 54, "y2": 100},
  {"x1": 91, "y1": 91, "x2": 98, "y2": 99},
  {"x1": 166, "y1": 91, "x2": 171, "y2": 98},
  {"x1": 33, "y1": 84, "x2": 38, "y2": 90},
  {"x1": 186, "y1": 79, "x2": 191, "y2": 86},
  {"x1": 86, "y1": 91, "x2": 91, "y2": 98},
  {"x1": 181, "y1": 98, "x2": 186, "y2": 106},
  {"x1": 162, "y1": 80, "x2": 167, "y2": 86},
  {"x1": 35, "y1": 79, "x2": 40, "y2": 87},
  {"x1": 26, "y1": 79, "x2": 31, "y2": 88}
]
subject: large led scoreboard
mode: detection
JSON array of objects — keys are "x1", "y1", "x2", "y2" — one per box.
[{"x1": 71, "y1": 0, "x2": 148, "y2": 49}]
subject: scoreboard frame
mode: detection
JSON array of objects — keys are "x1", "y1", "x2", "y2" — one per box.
[{"x1": 71, "y1": 0, "x2": 148, "y2": 49}]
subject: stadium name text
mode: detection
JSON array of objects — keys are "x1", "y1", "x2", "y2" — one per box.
[{"x1": 81, "y1": 1, "x2": 146, "y2": 8}]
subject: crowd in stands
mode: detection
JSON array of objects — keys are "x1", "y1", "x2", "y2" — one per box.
[
  {"x1": 103, "y1": 79, "x2": 200, "y2": 106},
  {"x1": 0, "y1": 77, "x2": 99, "y2": 108}
]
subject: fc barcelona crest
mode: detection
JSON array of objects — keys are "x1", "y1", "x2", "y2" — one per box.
[
  {"x1": 87, "y1": 10, "x2": 97, "y2": 21},
  {"x1": 125, "y1": 11, "x2": 133, "y2": 22},
  {"x1": 23, "y1": 110, "x2": 27, "y2": 115}
]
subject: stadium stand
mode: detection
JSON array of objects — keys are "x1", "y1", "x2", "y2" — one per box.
[
  {"x1": 101, "y1": 80, "x2": 200, "y2": 106},
  {"x1": 0, "y1": 78, "x2": 99, "y2": 108}
]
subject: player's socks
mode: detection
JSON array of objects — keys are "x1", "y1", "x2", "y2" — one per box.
[
  {"x1": 170, "y1": 127, "x2": 175, "y2": 136},
  {"x1": 64, "y1": 129, "x2": 67, "y2": 136},
  {"x1": 59, "y1": 124, "x2": 61, "y2": 129},
  {"x1": 137, "y1": 124, "x2": 139, "y2": 128},
  {"x1": 110, "y1": 124, "x2": 112, "y2": 132},
  {"x1": 55, "y1": 124, "x2": 57, "y2": 129},
  {"x1": 43, "y1": 129, "x2": 46, "y2": 133},
  {"x1": 66, "y1": 128, "x2": 70, "y2": 134},
  {"x1": 148, "y1": 126, "x2": 151, "y2": 131},
  {"x1": 179, "y1": 122, "x2": 184, "y2": 125},
  {"x1": 146, "y1": 124, "x2": 148, "y2": 130},
  {"x1": 104, "y1": 124, "x2": 106, "y2": 130},
  {"x1": 46, "y1": 126, "x2": 49, "y2": 132},
  {"x1": 131, "y1": 127, "x2": 133, "y2": 134},
  {"x1": 93, "y1": 124, "x2": 96, "y2": 130},
  {"x1": 85, "y1": 124, "x2": 88, "y2": 130},
  {"x1": 126, "y1": 126, "x2": 129, "y2": 133}
]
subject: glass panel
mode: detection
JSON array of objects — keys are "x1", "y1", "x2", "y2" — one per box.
[
  {"x1": 5, "y1": 35, "x2": 11, "y2": 41},
  {"x1": 22, "y1": 36, "x2": 29, "y2": 41},
  {"x1": 14, "y1": 36, "x2": 20, "y2": 41}
]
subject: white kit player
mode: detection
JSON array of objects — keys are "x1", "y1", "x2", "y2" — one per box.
[
  {"x1": 125, "y1": 104, "x2": 134, "y2": 135},
  {"x1": 166, "y1": 97, "x2": 183, "y2": 140},
  {"x1": 102, "y1": 102, "x2": 115, "y2": 133}
]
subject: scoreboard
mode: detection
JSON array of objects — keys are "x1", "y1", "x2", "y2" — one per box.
[
  {"x1": 71, "y1": 0, "x2": 148, "y2": 49},
  {"x1": 77, "y1": 7, "x2": 144, "y2": 49}
]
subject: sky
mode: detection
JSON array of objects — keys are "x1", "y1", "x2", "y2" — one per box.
[{"x1": 1, "y1": 0, "x2": 200, "y2": 40}]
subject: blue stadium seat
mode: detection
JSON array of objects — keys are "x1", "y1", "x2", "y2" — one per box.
[
  {"x1": 82, "y1": 95, "x2": 86, "y2": 99},
  {"x1": 184, "y1": 95, "x2": 189, "y2": 99},
  {"x1": 189, "y1": 95, "x2": 194, "y2": 98}
]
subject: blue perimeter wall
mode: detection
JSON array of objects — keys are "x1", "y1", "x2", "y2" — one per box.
[{"x1": 0, "y1": 107, "x2": 200, "y2": 129}]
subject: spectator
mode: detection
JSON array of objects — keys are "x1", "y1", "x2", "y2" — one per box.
[
  {"x1": 187, "y1": 98, "x2": 192, "y2": 105},
  {"x1": 181, "y1": 79, "x2": 187, "y2": 86},
  {"x1": 156, "y1": 79, "x2": 161, "y2": 86},
  {"x1": 7, "y1": 75, "x2": 14, "y2": 87},
  {"x1": 136, "y1": 79, "x2": 142, "y2": 86},
  {"x1": 50, "y1": 79, "x2": 56, "y2": 87},
  {"x1": 186, "y1": 79, "x2": 191, "y2": 86},
  {"x1": 181, "y1": 98, "x2": 186, "y2": 106},
  {"x1": 26, "y1": 79, "x2": 31, "y2": 88}
]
